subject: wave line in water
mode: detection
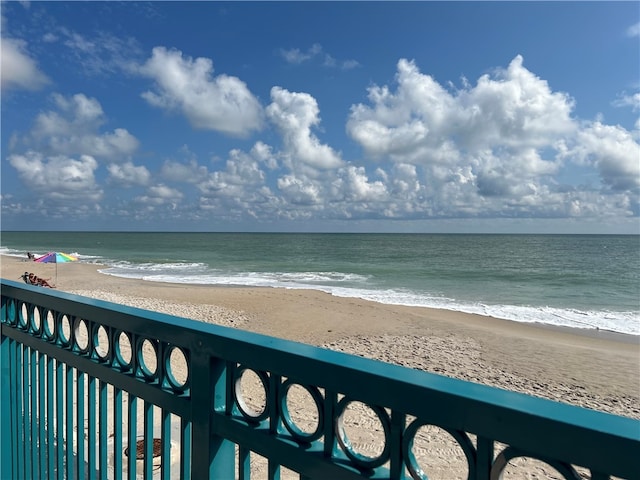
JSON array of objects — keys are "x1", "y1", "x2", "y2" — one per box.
[
  {"x1": 3, "y1": 240, "x2": 638, "y2": 336},
  {"x1": 98, "y1": 264, "x2": 640, "y2": 336}
]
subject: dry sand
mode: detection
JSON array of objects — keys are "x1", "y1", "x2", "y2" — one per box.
[{"x1": 2, "y1": 255, "x2": 639, "y2": 478}]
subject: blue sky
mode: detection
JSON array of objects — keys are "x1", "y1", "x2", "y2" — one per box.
[{"x1": 1, "y1": 1, "x2": 639, "y2": 233}]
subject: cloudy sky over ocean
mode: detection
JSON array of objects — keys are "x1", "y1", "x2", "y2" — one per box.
[{"x1": 2, "y1": 2, "x2": 639, "y2": 233}]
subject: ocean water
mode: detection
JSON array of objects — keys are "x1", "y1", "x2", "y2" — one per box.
[{"x1": 1, "y1": 232, "x2": 638, "y2": 335}]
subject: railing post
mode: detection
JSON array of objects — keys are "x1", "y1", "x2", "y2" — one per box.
[
  {"x1": 1, "y1": 324, "x2": 14, "y2": 480},
  {"x1": 389, "y1": 410, "x2": 406, "y2": 479},
  {"x1": 191, "y1": 341, "x2": 235, "y2": 479},
  {"x1": 476, "y1": 436, "x2": 493, "y2": 480}
]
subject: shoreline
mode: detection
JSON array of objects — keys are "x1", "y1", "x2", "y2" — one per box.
[
  {"x1": 99, "y1": 269, "x2": 638, "y2": 344},
  {"x1": 13, "y1": 250, "x2": 638, "y2": 342},
  {"x1": 2, "y1": 254, "x2": 639, "y2": 419}
]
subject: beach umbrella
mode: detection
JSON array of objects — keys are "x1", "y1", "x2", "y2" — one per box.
[{"x1": 35, "y1": 251, "x2": 78, "y2": 282}]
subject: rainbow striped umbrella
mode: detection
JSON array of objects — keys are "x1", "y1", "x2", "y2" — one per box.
[
  {"x1": 35, "y1": 251, "x2": 78, "y2": 281},
  {"x1": 35, "y1": 252, "x2": 78, "y2": 264}
]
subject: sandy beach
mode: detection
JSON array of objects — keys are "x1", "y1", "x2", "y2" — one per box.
[
  {"x1": 4, "y1": 254, "x2": 638, "y2": 418},
  {"x1": 2, "y1": 254, "x2": 639, "y2": 478}
]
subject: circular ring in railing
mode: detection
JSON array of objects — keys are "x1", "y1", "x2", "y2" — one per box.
[
  {"x1": 234, "y1": 366, "x2": 270, "y2": 423},
  {"x1": 17, "y1": 302, "x2": 28, "y2": 330},
  {"x1": 335, "y1": 397, "x2": 391, "y2": 470},
  {"x1": 136, "y1": 338, "x2": 159, "y2": 381},
  {"x1": 20, "y1": 303, "x2": 38, "y2": 334},
  {"x1": 92, "y1": 324, "x2": 110, "y2": 362},
  {"x1": 164, "y1": 345, "x2": 189, "y2": 392},
  {"x1": 114, "y1": 331, "x2": 133, "y2": 370},
  {"x1": 280, "y1": 381, "x2": 324, "y2": 443},
  {"x1": 59, "y1": 314, "x2": 73, "y2": 348},
  {"x1": 43, "y1": 310, "x2": 56, "y2": 340},
  {"x1": 31, "y1": 306, "x2": 43, "y2": 336},
  {"x1": 5, "y1": 299, "x2": 17, "y2": 325},
  {"x1": 73, "y1": 318, "x2": 90, "y2": 354},
  {"x1": 491, "y1": 446, "x2": 580, "y2": 480},
  {"x1": 402, "y1": 419, "x2": 476, "y2": 480}
]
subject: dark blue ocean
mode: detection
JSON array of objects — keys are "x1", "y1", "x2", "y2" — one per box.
[{"x1": 1, "y1": 232, "x2": 638, "y2": 335}]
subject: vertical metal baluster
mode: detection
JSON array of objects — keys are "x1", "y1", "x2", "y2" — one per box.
[
  {"x1": 0, "y1": 331, "x2": 14, "y2": 479},
  {"x1": 39, "y1": 351, "x2": 47, "y2": 478},
  {"x1": 87, "y1": 375, "x2": 96, "y2": 480},
  {"x1": 15, "y1": 342, "x2": 22, "y2": 477},
  {"x1": 127, "y1": 393, "x2": 137, "y2": 480},
  {"x1": 208, "y1": 356, "x2": 235, "y2": 478},
  {"x1": 76, "y1": 370, "x2": 85, "y2": 480},
  {"x1": 22, "y1": 347, "x2": 33, "y2": 478},
  {"x1": 268, "y1": 460, "x2": 281, "y2": 480},
  {"x1": 268, "y1": 373, "x2": 281, "y2": 480},
  {"x1": 30, "y1": 347, "x2": 38, "y2": 478},
  {"x1": 144, "y1": 400, "x2": 154, "y2": 479},
  {"x1": 56, "y1": 359, "x2": 64, "y2": 480},
  {"x1": 323, "y1": 390, "x2": 337, "y2": 460},
  {"x1": 7, "y1": 337, "x2": 19, "y2": 479},
  {"x1": 113, "y1": 387, "x2": 123, "y2": 480},
  {"x1": 22, "y1": 344, "x2": 31, "y2": 480},
  {"x1": 99, "y1": 380, "x2": 108, "y2": 480},
  {"x1": 389, "y1": 410, "x2": 405, "y2": 480},
  {"x1": 17, "y1": 343, "x2": 25, "y2": 479},
  {"x1": 4, "y1": 336, "x2": 16, "y2": 480},
  {"x1": 180, "y1": 417, "x2": 191, "y2": 480},
  {"x1": 47, "y1": 351, "x2": 55, "y2": 478},
  {"x1": 191, "y1": 346, "x2": 214, "y2": 478},
  {"x1": 238, "y1": 445, "x2": 250, "y2": 480},
  {"x1": 67, "y1": 364, "x2": 75, "y2": 479},
  {"x1": 161, "y1": 408, "x2": 171, "y2": 480},
  {"x1": 226, "y1": 362, "x2": 240, "y2": 478}
]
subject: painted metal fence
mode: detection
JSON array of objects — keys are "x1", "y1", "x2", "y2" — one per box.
[{"x1": 1, "y1": 279, "x2": 639, "y2": 480}]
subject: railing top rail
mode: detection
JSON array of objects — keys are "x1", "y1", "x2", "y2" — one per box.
[{"x1": 2, "y1": 278, "x2": 639, "y2": 478}]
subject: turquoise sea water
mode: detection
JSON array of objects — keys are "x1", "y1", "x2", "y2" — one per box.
[{"x1": 1, "y1": 232, "x2": 638, "y2": 335}]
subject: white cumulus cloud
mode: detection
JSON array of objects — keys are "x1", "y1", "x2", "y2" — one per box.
[
  {"x1": 348, "y1": 55, "x2": 575, "y2": 160},
  {"x1": 160, "y1": 159, "x2": 209, "y2": 184},
  {"x1": 198, "y1": 149, "x2": 267, "y2": 198},
  {"x1": 345, "y1": 55, "x2": 589, "y2": 209},
  {"x1": 107, "y1": 162, "x2": 151, "y2": 186},
  {"x1": 27, "y1": 93, "x2": 139, "y2": 162},
  {"x1": 138, "y1": 46, "x2": 264, "y2": 136},
  {"x1": 195, "y1": 149, "x2": 279, "y2": 219},
  {"x1": 8, "y1": 151, "x2": 102, "y2": 201},
  {"x1": 573, "y1": 122, "x2": 640, "y2": 191},
  {"x1": 135, "y1": 184, "x2": 183, "y2": 206},
  {"x1": 266, "y1": 87, "x2": 343, "y2": 171},
  {"x1": 1, "y1": 37, "x2": 49, "y2": 91}
]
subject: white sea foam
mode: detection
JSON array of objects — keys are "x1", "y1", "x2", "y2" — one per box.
[
  {"x1": 326, "y1": 287, "x2": 638, "y2": 334},
  {"x1": 0, "y1": 247, "x2": 100, "y2": 261},
  {"x1": 98, "y1": 263, "x2": 640, "y2": 336},
  {"x1": 0, "y1": 247, "x2": 37, "y2": 258},
  {"x1": 4, "y1": 234, "x2": 638, "y2": 336}
]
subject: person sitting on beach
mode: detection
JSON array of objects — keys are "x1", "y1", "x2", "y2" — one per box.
[
  {"x1": 31, "y1": 273, "x2": 54, "y2": 288},
  {"x1": 23, "y1": 272, "x2": 55, "y2": 288},
  {"x1": 27, "y1": 252, "x2": 35, "y2": 260}
]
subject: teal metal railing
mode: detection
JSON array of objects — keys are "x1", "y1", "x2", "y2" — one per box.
[{"x1": 1, "y1": 279, "x2": 639, "y2": 480}]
